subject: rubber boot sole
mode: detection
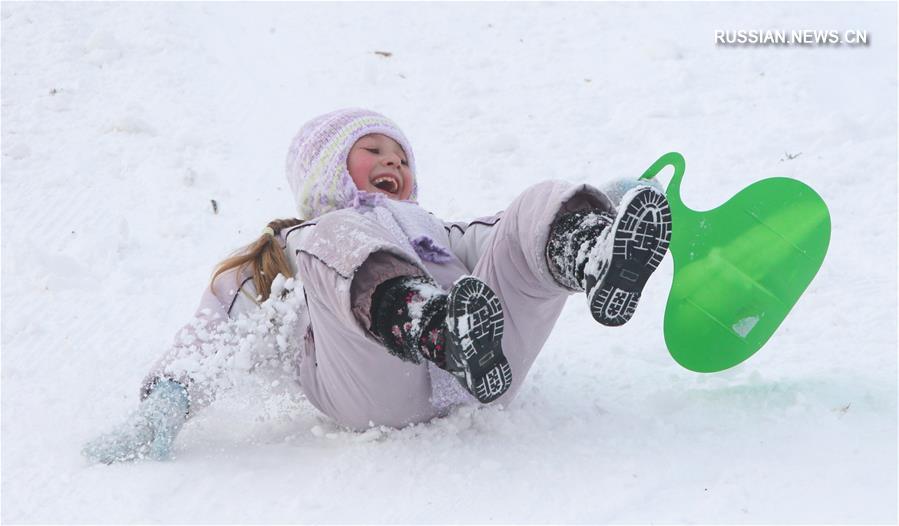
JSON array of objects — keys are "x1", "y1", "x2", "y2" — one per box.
[
  {"x1": 445, "y1": 277, "x2": 512, "y2": 403},
  {"x1": 588, "y1": 186, "x2": 672, "y2": 326}
]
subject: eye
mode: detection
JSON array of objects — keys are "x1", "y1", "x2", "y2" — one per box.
[
  {"x1": 364, "y1": 148, "x2": 380, "y2": 154},
  {"x1": 401, "y1": 159, "x2": 409, "y2": 166}
]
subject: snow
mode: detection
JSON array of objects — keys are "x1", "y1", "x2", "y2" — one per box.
[
  {"x1": 733, "y1": 315, "x2": 760, "y2": 338},
  {"x1": 2, "y1": 1, "x2": 896, "y2": 523}
]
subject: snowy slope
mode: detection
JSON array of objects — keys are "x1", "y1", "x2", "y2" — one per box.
[{"x1": 2, "y1": 2, "x2": 896, "y2": 523}]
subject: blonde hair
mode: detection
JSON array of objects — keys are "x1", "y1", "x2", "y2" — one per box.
[{"x1": 211, "y1": 218, "x2": 304, "y2": 302}]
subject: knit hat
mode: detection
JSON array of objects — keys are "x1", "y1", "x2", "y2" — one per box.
[{"x1": 285, "y1": 108, "x2": 418, "y2": 219}]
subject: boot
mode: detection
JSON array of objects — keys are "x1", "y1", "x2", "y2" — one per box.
[
  {"x1": 547, "y1": 185, "x2": 672, "y2": 326},
  {"x1": 370, "y1": 275, "x2": 512, "y2": 403}
]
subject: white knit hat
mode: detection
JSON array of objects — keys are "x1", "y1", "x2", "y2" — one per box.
[{"x1": 284, "y1": 108, "x2": 418, "y2": 219}]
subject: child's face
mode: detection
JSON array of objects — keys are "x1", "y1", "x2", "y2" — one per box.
[{"x1": 347, "y1": 134, "x2": 414, "y2": 200}]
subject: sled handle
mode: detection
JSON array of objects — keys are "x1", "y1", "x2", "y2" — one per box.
[{"x1": 639, "y1": 152, "x2": 686, "y2": 210}]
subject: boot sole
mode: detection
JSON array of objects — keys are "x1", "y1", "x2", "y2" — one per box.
[
  {"x1": 589, "y1": 186, "x2": 672, "y2": 326},
  {"x1": 446, "y1": 277, "x2": 512, "y2": 403}
]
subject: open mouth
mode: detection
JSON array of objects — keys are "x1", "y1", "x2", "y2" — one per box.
[{"x1": 371, "y1": 174, "x2": 401, "y2": 195}]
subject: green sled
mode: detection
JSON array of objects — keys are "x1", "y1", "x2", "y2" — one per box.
[{"x1": 639, "y1": 153, "x2": 831, "y2": 372}]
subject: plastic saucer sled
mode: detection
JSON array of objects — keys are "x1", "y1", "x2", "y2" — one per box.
[{"x1": 639, "y1": 152, "x2": 831, "y2": 372}]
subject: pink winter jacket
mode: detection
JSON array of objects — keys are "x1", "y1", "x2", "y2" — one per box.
[
  {"x1": 140, "y1": 210, "x2": 503, "y2": 418},
  {"x1": 141, "y1": 181, "x2": 617, "y2": 430}
]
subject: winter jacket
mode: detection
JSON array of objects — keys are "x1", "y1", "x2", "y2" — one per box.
[{"x1": 142, "y1": 181, "x2": 615, "y2": 430}]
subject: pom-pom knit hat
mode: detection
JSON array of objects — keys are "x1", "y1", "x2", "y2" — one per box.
[{"x1": 285, "y1": 108, "x2": 418, "y2": 220}]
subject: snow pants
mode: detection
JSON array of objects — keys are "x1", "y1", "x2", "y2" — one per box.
[{"x1": 294, "y1": 180, "x2": 615, "y2": 430}]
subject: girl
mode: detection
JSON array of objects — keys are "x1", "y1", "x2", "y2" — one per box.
[{"x1": 82, "y1": 108, "x2": 672, "y2": 463}]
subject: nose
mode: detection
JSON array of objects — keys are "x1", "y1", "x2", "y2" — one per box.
[{"x1": 381, "y1": 151, "x2": 402, "y2": 167}]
